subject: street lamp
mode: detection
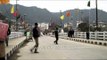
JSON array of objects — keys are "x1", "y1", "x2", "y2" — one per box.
[
  {"x1": 60, "y1": 10, "x2": 63, "y2": 28},
  {"x1": 24, "y1": 14, "x2": 27, "y2": 20},
  {"x1": 96, "y1": 0, "x2": 98, "y2": 31},
  {"x1": 86, "y1": 0, "x2": 91, "y2": 39},
  {"x1": 16, "y1": 0, "x2": 18, "y2": 31}
]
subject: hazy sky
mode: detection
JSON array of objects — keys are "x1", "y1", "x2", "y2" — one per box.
[{"x1": 10, "y1": 0, "x2": 107, "y2": 12}]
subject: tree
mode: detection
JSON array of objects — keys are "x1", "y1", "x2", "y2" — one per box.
[
  {"x1": 63, "y1": 27, "x2": 69, "y2": 32},
  {"x1": 78, "y1": 23, "x2": 89, "y2": 32},
  {"x1": 0, "y1": 13, "x2": 6, "y2": 20}
]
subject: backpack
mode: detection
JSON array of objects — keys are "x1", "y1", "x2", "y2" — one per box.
[{"x1": 0, "y1": 22, "x2": 9, "y2": 41}]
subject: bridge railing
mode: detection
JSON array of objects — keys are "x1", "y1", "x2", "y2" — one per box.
[
  {"x1": 48, "y1": 31, "x2": 107, "y2": 41},
  {"x1": 74, "y1": 32, "x2": 107, "y2": 41},
  {"x1": 9, "y1": 32, "x2": 24, "y2": 39}
]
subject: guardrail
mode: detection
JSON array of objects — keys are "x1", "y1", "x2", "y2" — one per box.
[
  {"x1": 9, "y1": 32, "x2": 24, "y2": 39},
  {"x1": 75, "y1": 32, "x2": 107, "y2": 41},
  {"x1": 59, "y1": 36, "x2": 107, "y2": 46},
  {"x1": 50, "y1": 31, "x2": 107, "y2": 41},
  {"x1": 49, "y1": 32, "x2": 107, "y2": 41}
]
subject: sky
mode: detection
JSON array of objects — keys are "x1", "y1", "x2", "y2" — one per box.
[{"x1": 10, "y1": 0, "x2": 107, "y2": 12}]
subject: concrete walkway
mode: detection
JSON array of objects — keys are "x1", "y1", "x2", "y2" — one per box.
[
  {"x1": 5, "y1": 36, "x2": 26, "y2": 60},
  {"x1": 11, "y1": 36, "x2": 107, "y2": 60}
]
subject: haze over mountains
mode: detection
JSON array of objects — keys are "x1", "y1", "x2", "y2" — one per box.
[{"x1": 0, "y1": 4, "x2": 107, "y2": 27}]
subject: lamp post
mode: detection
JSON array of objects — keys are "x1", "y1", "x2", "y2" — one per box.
[
  {"x1": 60, "y1": 10, "x2": 64, "y2": 33},
  {"x1": 60, "y1": 10, "x2": 64, "y2": 28},
  {"x1": 16, "y1": 0, "x2": 18, "y2": 31},
  {"x1": 60, "y1": 10, "x2": 62, "y2": 28},
  {"x1": 24, "y1": 14, "x2": 27, "y2": 20},
  {"x1": 86, "y1": 0, "x2": 91, "y2": 39},
  {"x1": 96, "y1": 0, "x2": 98, "y2": 31}
]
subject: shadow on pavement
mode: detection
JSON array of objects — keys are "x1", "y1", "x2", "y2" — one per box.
[{"x1": 8, "y1": 40, "x2": 30, "y2": 60}]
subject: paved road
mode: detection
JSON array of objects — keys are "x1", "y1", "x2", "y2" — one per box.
[{"x1": 9, "y1": 36, "x2": 107, "y2": 60}]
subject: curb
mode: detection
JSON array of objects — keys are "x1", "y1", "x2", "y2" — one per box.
[
  {"x1": 50, "y1": 35, "x2": 107, "y2": 46},
  {"x1": 64, "y1": 37, "x2": 107, "y2": 46}
]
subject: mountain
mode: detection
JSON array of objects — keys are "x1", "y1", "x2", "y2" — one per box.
[{"x1": 0, "y1": 4, "x2": 107, "y2": 27}]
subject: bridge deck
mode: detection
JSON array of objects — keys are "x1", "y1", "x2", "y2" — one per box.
[{"x1": 8, "y1": 36, "x2": 107, "y2": 60}]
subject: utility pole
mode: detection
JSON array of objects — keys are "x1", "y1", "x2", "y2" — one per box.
[
  {"x1": 16, "y1": 0, "x2": 18, "y2": 31},
  {"x1": 60, "y1": 10, "x2": 63, "y2": 28},
  {"x1": 96, "y1": 0, "x2": 98, "y2": 31},
  {"x1": 24, "y1": 14, "x2": 26, "y2": 20},
  {"x1": 60, "y1": 10, "x2": 64, "y2": 33},
  {"x1": 86, "y1": 0, "x2": 91, "y2": 39}
]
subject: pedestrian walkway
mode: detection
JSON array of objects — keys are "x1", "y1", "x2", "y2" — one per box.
[
  {"x1": 10, "y1": 36, "x2": 107, "y2": 60},
  {"x1": 5, "y1": 36, "x2": 26, "y2": 59}
]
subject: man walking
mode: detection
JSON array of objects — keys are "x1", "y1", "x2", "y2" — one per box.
[
  {"x1": 30, "y1": 23, "x2": 40, "y2": 53},
  {"x1": 0, "y1": 21, "x2": 9, "y2": 60},
  {"x1": 54, "y1": 27, "x2": 59, "y2": 45},
  {"x1": 5, "y1": 28, "x2": 11, "y2": 47}
]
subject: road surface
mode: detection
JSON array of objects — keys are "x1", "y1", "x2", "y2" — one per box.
[{"x1": 9, "y1": 36, "x2": 107, "y2": 60}]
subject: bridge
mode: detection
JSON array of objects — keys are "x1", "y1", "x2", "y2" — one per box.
[
  {"x1": 0, "y1": 0, "x2": 107, "y2": 60},
  {"x1": 4, "y1": 32, "x2": 107, "y2": 60}
]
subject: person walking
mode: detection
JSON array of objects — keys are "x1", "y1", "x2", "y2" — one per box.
[
  {"x1": 5, "y1": 28, "x2": 11, "y2": 47},
  {"x1": 0, "y1": 20, "x2": 9, "y2": 60},
  {"x1": 30, "y1": 23, "x2": 40, "y2": 53},
  {"x1": 70, "y1": 29, "x2": 74, "y2": 38},
  {"x1": 54, "y1": 27, "x2": 59, "y2": 45},
  {"x1": 2, "y1": 19, "x2": 11, "y2": 47},
  {"x1": 68, "y1": 28, "x2": 74, "y2": 38}
]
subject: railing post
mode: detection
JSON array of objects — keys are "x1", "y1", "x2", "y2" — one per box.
[
  {"x1": 103, "y1": 32, "x2": 105, "y2": 41},
  {"x1": 90, "y1": 32, "x2": 91, "y2": 39},
  {"x1": 95, "y1": 32, "x2": 98, "y2": 40}
]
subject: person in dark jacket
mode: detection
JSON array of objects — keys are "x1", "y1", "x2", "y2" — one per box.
[
  {"x1": 54, "y1": 27, "x2": 59, "y2": 45},
  {"x1": 30, "y1": 23, "x2": 40, "y2": 53},
  {"x1": 70, "y1": 29, "x2": 74, "y2": 38},
  {"x1": 71, "y1": 29, "x2": 74, "y2": 37},
  {"x1": 5, "y1": 28, "x2": 11, "y2": 47},
  {"x1": 68, "y1": 30, "x2": 70, "y2": 37},
  {"x1": 86, "y1": 31, "x2": 90, "y2": 40}
]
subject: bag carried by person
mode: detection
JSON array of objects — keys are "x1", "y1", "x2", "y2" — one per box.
[{"x1": 0, "y1": 22, "x2": 9, "y2": 41}]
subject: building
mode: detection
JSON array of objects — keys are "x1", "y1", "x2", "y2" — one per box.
[{"x1": 38, "y1": 23, "x2": 49, "y2": 32}]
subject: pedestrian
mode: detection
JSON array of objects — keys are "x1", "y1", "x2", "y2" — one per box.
[
  {"x1": 30, "y1": 23, "x2": 40, "y2": 53},
  {"x1": 24, "y1": 30, "x2": 27, "y2": 36},
  {"x1": 5, "y1": 27, "x2": 11, "y2": 47},
  {"x1": 54, "y1": 27, "x2": 59, "y2": 45},
  {"x1": 0, "y1": 21, "x2": 9, "y2": 60},
  {"x1": 29, "y1": 32, "x2": 33, "y2": 41},
  {"x1": 72, "y1": 29, "x2": 74, "y2": 37},
  {"x1": 3, "y1": 20, "x2": 11, "y2": 47},
  {"x1": 68, "y1": 30, "x2": 70, "y2": 37},
  {"x1": 71, "y1": 29, "x2": 74, "y2": 38},
  {"x1": 86, "y1": 31, "x2": 90, "y2": 40},
  {"x1": 69, "y1": 29, "x2": 72, "y2": 37}
]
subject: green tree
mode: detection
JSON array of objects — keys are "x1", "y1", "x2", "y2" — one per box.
[
  {"x1": 63, "y1": 27, "x2": 68, "y2": 32},
  {"x1": 0, "y1": 13, "x2": 6, "y2": 20},
  {"x1": 78, "y1": 23, "x2": 89, "y2": 32}
]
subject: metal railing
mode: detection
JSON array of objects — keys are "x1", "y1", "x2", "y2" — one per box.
[{"x1": 9, "y1": 32, "x2": 24, "y2": 39}]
